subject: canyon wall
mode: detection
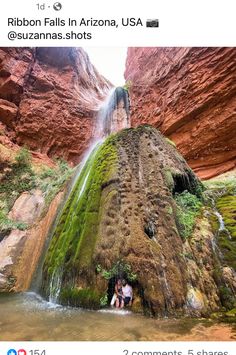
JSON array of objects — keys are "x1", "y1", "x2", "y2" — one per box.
[
  {"x1": 0, "y1": 47, "x2": 111, "y2": 163},
  {"x1": 125, "y1": 47, "x2": 236, "y2": 179}
]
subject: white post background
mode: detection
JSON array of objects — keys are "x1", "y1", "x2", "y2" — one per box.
[
  {"x1": 0, "y1": 0, "x2": 235, "y2": 46},
  {"x1": 1, "y1": 341, "x2": 236, "y2": 355},
  {"x1": 0, "y1": 0, "x2": 235, "y2": 352}
]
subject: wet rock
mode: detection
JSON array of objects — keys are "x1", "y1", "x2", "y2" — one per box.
[
  {"x1": 187, "y1": 286, "x2": 205, "y2": 311},
  {"x1": 0, "y1": 229, "x2": 27, "y2": 291},
  {"x1": 222, "y1": 267, "x2": 236, "y2": 293},
  {"x1": 42, "y1": 126, "x2": 210, "y2": 316},
  {"x1": 144, "y1": 221, "x2": 156, "y2": 238}
]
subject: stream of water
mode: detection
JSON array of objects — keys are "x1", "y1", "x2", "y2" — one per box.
[{"x1": 0, "y1": 292, "x2": 235, "y2": 341}]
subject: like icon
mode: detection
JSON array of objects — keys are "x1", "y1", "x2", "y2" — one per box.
[
  {"x1": 18, "y1": 350, "x2": 27, "y2": 355},
  {"x1": 7, "y1": 350, "x2": 17, "y2": 355}
]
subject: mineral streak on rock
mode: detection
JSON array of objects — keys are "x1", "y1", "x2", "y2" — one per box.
[{"x1": 124, "y1": 47, "x2": 236, "y2": 179}]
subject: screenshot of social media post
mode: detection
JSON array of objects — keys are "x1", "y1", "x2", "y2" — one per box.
[{"x1": 0, "y1": 0, "x2": 235, "y2": 354}]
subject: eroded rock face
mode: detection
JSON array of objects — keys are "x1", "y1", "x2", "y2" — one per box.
[
  {"x1": 0, "y1": 191, "x2": 64, "y2": 292},
  {"x1": 124, "y1": 47, "x2": 236, "y2": 179},
  {"x1": 0, "y1": 47, "x2": 111, "y2": 163},
  {"x1": 0, "y1": 99, "x2": 18, "y2": 127},
  {"x1": 0, "y1": 229, "x2": 27, "y2": 291},
  {"x1": 42, "y1": 126, "x2": 227, "y2": 316}
]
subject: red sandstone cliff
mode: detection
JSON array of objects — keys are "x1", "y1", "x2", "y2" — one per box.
[
  {"x1": 125, "y1": 47, "x2": 236, "y2": 179},
  {"x1": 0, "y1": 47, "x2": 111, "y2": 163}
]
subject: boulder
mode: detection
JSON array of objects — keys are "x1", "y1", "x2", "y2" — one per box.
[{"x1": 8, "y1": 190, "x2": 45, "y2": 225}]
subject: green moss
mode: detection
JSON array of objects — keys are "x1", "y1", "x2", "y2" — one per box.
[
  {"x1": 218, "y1": 235, "x2": 236, "y2": 270},
  {"x1": 42, "y1": 137, "x2": 118, "y2": 299},
  {"x1": 60, "y1": 287, "x2": 102, "y2": 308},
  {"x1": 163, "y1": 168, "x2": 175, "y2": 191},
  {"x1": 216, "y1": 196, "x2": 236, "y2": 240},
  {"x1": 213, "y1": 195, "x2": 236, "y2": 271},
  {"x1": 225, "y1": 308, "x2": 236, "y2": 317},
  {"x1": 174, "y1": 191, "x2": 202, "y2": 240},
  {"x1": 203, "y1": 176, "x2": 236, "y2": 272},
  {"x1": 218, "y1": 286, "x2": 235, "y2": 310},
  {"x1": 209, "y1": 212, "x2": 220, "y2": 234}
]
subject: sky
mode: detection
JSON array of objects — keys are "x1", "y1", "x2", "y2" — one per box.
[{"x1": 84, "y1": 47, "x2": 128, "y2": 86}]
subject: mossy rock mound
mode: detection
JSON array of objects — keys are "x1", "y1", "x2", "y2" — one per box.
[{"x1": 41, "y1": 126, "x2": 216, "y2": 316}]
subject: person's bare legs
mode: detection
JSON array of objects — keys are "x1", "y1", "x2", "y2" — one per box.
[
  {"x1": 115, "y1": 298, "x2": 120, "y2": 308},
  {"x1": 120, "y1": 299, "x2": 124, "y2": 308}
]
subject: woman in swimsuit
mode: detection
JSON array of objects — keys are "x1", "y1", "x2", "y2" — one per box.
[{"x1": 115, "y1": 279, "x2": 124, "y2": 308}]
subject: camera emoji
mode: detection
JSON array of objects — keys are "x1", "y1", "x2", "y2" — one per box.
[{"x1": 146, "y1": 19, "x2": 159, "y2": 28}]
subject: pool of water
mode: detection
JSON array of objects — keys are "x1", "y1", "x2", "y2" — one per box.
[{"x1": 0, "y1": 292, "x2": 235, "y2": 341}]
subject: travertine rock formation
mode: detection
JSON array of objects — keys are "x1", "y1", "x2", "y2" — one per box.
[
  {"x1": 125, "y1": 47, "x2": 236, "y2": 179},
  {"x1": 42, "y1": 126, "x2": 233, "y2": 316}
]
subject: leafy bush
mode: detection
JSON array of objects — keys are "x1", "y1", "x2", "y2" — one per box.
[
  {"x1": 96, "y1": 260, "x2": 137, "y2": 282},
  {"x1": 0, "y1": 150, "x2": 36, "y2": 210},
  {"x1": 175, "y1": 191, "x2": 202, "y2": 240},
  {"x1": 39, "y1": 159, "x2": 73, "y2": 207},
  {"x1": 15, "y1": 147, "x2": 31, "y2": 167},
  {"x1": 100, "y1": 294, "x2": 108, "y2": 306},
  {"x1": 0, "y1": 151, "x2": 73, "y2": 234},
  {"x1": 0, "y1": 210, "x2": 28, "y2": 232}
]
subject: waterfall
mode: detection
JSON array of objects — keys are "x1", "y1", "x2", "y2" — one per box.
[
  {"x1": 95, "y1": 87, "x2": 130, "y2": 138},
  {"x1": 214, "y1": 210, "x2": 231, "y2": 239},
  {"x1": 41, "y1": 87, "x2": 130, "y2": 304}
]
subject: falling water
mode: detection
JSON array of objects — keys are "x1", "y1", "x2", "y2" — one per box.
[
  {"x1": 95, "y1": 87, "x2": 130, "y2": 138},
  {"x1": 214, "y1": 210, "x2": 231, "y2": 239},
  {"x1": 48, "y1": 267, "x2": 63, "y2": 304},
  {"x1": 43, "y1": 87, "x2": 130, "y2": 304}
]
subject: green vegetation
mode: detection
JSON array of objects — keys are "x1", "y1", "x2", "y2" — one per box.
[
  {"x1": 60, "y1": 287, "x2": 103, "y2": 308},
  {"x1": 218, "y1": 286, "x2": 235, "y2": 310},
  {"x1": 225, "y1": 308, "x2": 236, "y2": 317},
  {"x1": 204, "y1": 176, "x2": 236, "y2": 271},
  {"x1": 165, "y1": 137, "x2": 176, "y2": 148},
  {"x1": 38, "y1": 159, "x2": 73, "y2": 207},
  {"x1": 0, "y1": 148, "x2": 36, "y2": 209},
  {"x1": 163, "y1": 168, "x2": 175, "y2": 191},
  {"x1": 216, "y1": 195, "x2": 236, "y2": 271},
  {"x1": 0, "y1": 209, "x2": 28, "y2": 233},
  {"x1": 123, "y1": 80, "x2": 132, "y2": 91},
  {"x1": 0, "y1": 147, "x2": 73, "y2": 235},
  {"x1": 43, "y1": 137, "x2": 119, "y2": 300},
  {"x1": 203, "y1": 177, "x2": 236, "y2": 197},
  {"x1": 15, "y1": 146, "x2": 32, "y2": 167},
  {"x1": 216, "y1": 196, "x2": 236, "y2": 240},
  {"x1": 96, "y1": 260, "x2": 137, "y2": 282},
  {"x1": 174, "y1": 191, "x2": 202, "y2": 240}
]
